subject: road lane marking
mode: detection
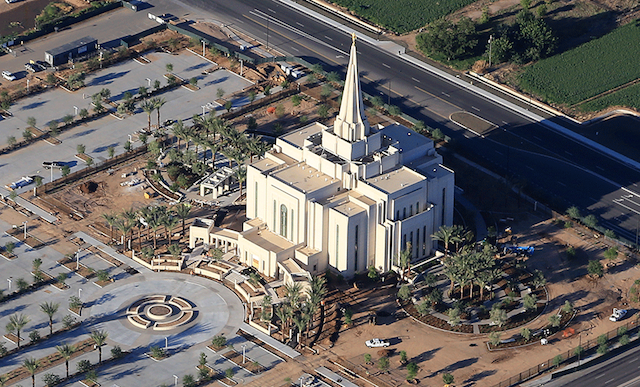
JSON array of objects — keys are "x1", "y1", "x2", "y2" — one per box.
[
  {"x1": 296, "y1": 22, "x2": 304, "y2": 27},
  {"x1": 613, "y1": 200, "x2": 640, "y2": 215},
  {"x1": 411, "y1": 85, "x2": 462, "y2": 111},
  {"x1": 324, "y1": 35, "x2": 333, "y2": 41},
  {"x1": 502, "y1": 120, "x2": 509, "y2": 125},
  {"x1": 626, "y1": 357, "x2": 639, "y2": 364},
  {"x1": 268, "y1": 8, "x2": 276, "y2": 13},
  {"x1": 526, "y1": 166, "x2": 535, "y2": 171},
  {"x1": 606, "y1": 378, "x2": 615, "y2": 384},
  {"x1": 558, "y1": 182, "x2": 567, "y2": 187},
  {"x1": 596, "y1": 166, "x2": 604, "y2": 171},
  {"x1": 442, "y1": 92, "x2": 451, "y2": 97},
  {"x1": 566, "y1": 151, "x2": 573, "y2": 156},
  {"x1": 290, "y1": 46, "x2": 300, "y2": 52},
  {"x1": 495, "y1": 150, "x2": 504, "y2": 156},
  {"x1": 533, "y1": 136, "x2": 542, "y2": 141},
  {"x1": 595, "y1": 374, "x2": 605, "y2": 379},
  {"x1": 382, "y1": 63, "x2": 390, "y2": 68},
  {"x1": 471, "y1": 106, "x2": 480, "y2": 111},
  {"x1": 412, "y1": 77, "x2": 420, "y2": 82}
]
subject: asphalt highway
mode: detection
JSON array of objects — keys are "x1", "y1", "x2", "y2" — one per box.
[{"x1": 153, "y1": 0, "x2": 640, "y2": 241}]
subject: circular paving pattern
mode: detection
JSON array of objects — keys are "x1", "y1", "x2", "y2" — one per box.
[{"x1": 127, "y1": 295, "x2": 196, "y2": 331}]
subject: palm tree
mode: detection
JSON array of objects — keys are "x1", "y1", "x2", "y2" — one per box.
[
  {"x1": 174, "y1": 203, "x2": 191, "y2": 236},
  {"x1": 151, "y1": 97, "x2": 167, "y2": 129},
  {"x1": 163, "y1": 215, "x2": 180, "y2": 244},
  {"x1": 431, "y1": 225, "x2": 455, "y2": 257},
  {"x1": 40, "y1": 302, "x2": 59, "y2": 336},
  {"x1": 90, "y1": 330, "x2": 108, "y2": 363},
  {"x1": 292, "y1": 315, "x2": 307, "y2": 345},
  {"x1": 6, "y1": 313, "x2": 29, "y2": 349},
  {"x1": 234, "y1": 166, "x2": 247, "y2": 197},
  {"x1": 172, "y1": 120, "x2": 186, "y2": 150},
  {"x1": 23, "y1": 357, "x2": 39, "y2": 387},
  {"x1": 102, "y1": 213, "x2": 117, "y2": 242},
  {"x1": 141, "y1": 100, "x2": 155, "y2": 132},
  {"x1": 285, "y1": 282, "x2": 303, "y2": 309},
  {"x1": 274, "y1": 305, "x2": 290, "y2": 343},
  {"x1": 56, "y1": 343, "x2": 75, "y2": 378},
  {"x1": 148, "y1": 215, "x2": 162, "y2": 250}
]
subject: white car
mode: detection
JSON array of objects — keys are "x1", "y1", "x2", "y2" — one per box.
[
  {"x1": 2, "y1": 71, "x2": 15, "y2": 81},
  {"x1": 610, "y1": 308, "x2": 627, "y2": 322},
  {"x1": 365, "y1": 338, "x2": 390, "y2": 348}
]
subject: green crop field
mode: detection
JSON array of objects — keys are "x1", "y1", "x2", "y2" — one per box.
[
  {"x1": 579, "y1": 82, "x2": 640, "y2": 112},
  {"x1": 329, "y1": 0, "x2": 476, "y2": 33},
  {"x1": 518, "y1": 20, "x2": 640, "y2": 106}
]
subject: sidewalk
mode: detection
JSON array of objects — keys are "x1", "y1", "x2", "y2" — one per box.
[
  {"x1": 0, "y1": 188, "x2": 58, "y2": 224},
  {"x1": 74, "y1": 231, "x2": 150, "y2": 273},
  {"x1": 240, "y1": 322, "x2": 301, "y2": 359}
]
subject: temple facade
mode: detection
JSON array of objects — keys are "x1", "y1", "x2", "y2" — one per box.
[{"x1": 191, "y1": 35, "x2": 454, "y2": 281}]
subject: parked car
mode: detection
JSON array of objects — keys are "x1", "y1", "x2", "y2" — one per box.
[
  {"x1": 365, "y1": 338, "x2": 390, "y2": 348},
  {"x1": 35, "y1": 60, "x2": 50, "y2": 69},
  {"x1": 26, "y1": 61, "x2": 45, "y2": 72},
  {"x1": 42, "y1": 161, "x2": 64, "y2": 169},
  {"x1": 2, "y1": 71, "x2": 16, "y2": 81},
  {"x1": 610, "y1": 308, "x2": 627, "y2": 322},
  {"x1": 25, "y1": 63, "x2": 36, "y2": 73}
]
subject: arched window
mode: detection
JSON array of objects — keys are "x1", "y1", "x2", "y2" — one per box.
[{"x1": 280, "y1": 204, "x2": 288, "y2": 238}]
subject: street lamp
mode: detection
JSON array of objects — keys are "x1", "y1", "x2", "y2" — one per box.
[
  {"x1": 242, "y1": 344, "x2": 246, "y2": 364},
  {"x1": 26, "y1": 79, "x2": 29, "y2": 93},
  {"x1": 78, "y1": 288, "x2": 82, "y2": 300},
  {"x1": 488, "y1": 34, "x2": 493, "y2": 68},
  {"x1": 76, "y1": 248, "x2": 81, "y2": 270},
  {"x1": 201, "y1": 105, "x2": 206, "y2": 117},
  {"x1": 146, "y1": 78, "x2": 151, "y2": 87},
  {"x1": 202, "y1": 40, "x2": 206, "y2": 57},
  {"x1": 173, "y1": 375, "x2": 178, "y2": 386},
  {"x1": 73, "y1": 106, "x2": 78, "y2": 115},
  {"x1": 165, "y1": 336, "x2": 168, "y2": 350},
  {"x1": 7, "y1": 277, "x2": 12, "y2": 291},
  {"x1": 22, "y1": 221, "x2": 27, "y2": 240}
]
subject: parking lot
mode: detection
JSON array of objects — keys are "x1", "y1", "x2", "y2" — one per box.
[{"x1": 0, "y1": 50, "x2": 253, "y2": 194}]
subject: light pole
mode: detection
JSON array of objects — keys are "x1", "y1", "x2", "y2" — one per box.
[
  {"x1": 146, "y1": 78, "x2": 151, "y2": 88},
  {"x1": 201, "y1": 105, "x2": 206, "y2": 117},
  {"x1": 76, "y1": 248, "x2": 81, "y2": 270},
  {"x1": 242, "y1": 344, "x2": 246, "y2": 364},
  {"x1": 73, "y1": 106, "x2": 78, "y2": 115},
  {"x1": 387, "y1": 79, "x2": 391, "y2": 106},
  {"x1": 266, "y1": 14, "x2": 270, "y2": 50},
  {"x1": 165, "y1": 336, "x2": 168, "y2": 350},
  {"x1": 202, "y1": 40, "x2": 206, "y2": 57},
  {"x1": 78, "y1": 288, "x2": 82, "y2": 300},
  {"x1": 488, "y1": 34, "x2": 493, "y2": 68},
  {"x1": 173, "y1": 375, "x2": 178, "y2": 386},
  {"x1": 240, "y1": 59, "x2": 243, "y2": 77},
  {"x1": 26, "y1": 78, "x2": 29, "y2": 93},
  {"x1": 7, "y1": 277, "x2": 12, "y2": 291},
  {"x1": 22, "y1": 220, "x2": 27, "y2": 240}
]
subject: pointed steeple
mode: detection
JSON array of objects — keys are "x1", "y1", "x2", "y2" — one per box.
[{"x1": 333, "y1": 33, "x2": 370, "y2": 142}]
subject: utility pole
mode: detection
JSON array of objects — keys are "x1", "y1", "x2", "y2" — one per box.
[
  {"x1": 387, "y1": 80, "x2": 391, "y2": 106},
  {"x1": 266, "y1": 15, "x2": 270, "y2": 50}
]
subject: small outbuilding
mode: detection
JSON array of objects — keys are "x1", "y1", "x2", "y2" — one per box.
[{"x1": 44, "y1": 36, "x2": 98, "y2": 66}]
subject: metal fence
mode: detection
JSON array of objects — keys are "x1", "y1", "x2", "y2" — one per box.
[{"x1": 492, "y1": 315, "x2": 640, "y2": 387}]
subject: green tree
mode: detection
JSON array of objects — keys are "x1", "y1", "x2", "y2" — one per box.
[
  {"x1": 79, "y1": 108, "x2": 89, "y2": 120},
  {"x1": 588, "y1": 260, "x2": 604, "y2": 278},
  {"x1": 165, "y1": 63, "x2": 173, "y2": 73},
  {"x1": 24, "y1": 357, "x2": 40, "y2": 387},
  {"x1": 364, "y1": 353, "x2": 372, "y2": 364},
  {"x1": 6, "y1": 313, "x2": 29, "y2": 349},
  {"x1": 566, "y1": 206, "x2": 581, "y2": 220},
  {"x1": 154, "y1": 79, "x2": 161, "y2": 89},
  {"x1": 27, "y1": 116, "x2": 36, "y2": 127},
  {"x1": 377, "y1": 357, "x2": 390, "y2": 373},
  {"x1": 225, "y1": 368, "x2": 235, "y2": 379},
  {"x1": 490, "y1": 306, "x2": 507, "y2": 327},
  {"x1": 43, "y1": 373, "x2": 61, "y2": 387},
  {"x1": 523, "y1": 294, "x2": 537, "y2": 311},
  {"x1": 6, "y1": 136, "x2": 16, "y2": 147},
  {"x1": 562, "y1": 300, "x2": 573, "y2": 314},
  {"x1": 548, "y1": 314, "x2": 561, "y2": 327},
  {"x1": 211, "y1": 335, "x2": 227, "y2": 349},
  {"x1": 61, "y1": 165, "x2": 71, "y2": 177},
  {"x1": 189, "y1": 77, "x2": 198, "y2": 87},
  {"x1": 183, "y1": 374, "x2": 196, "y2": 387},
  {"x1": 40, "y1": 302, "x2": 59, "y2": 335},
  {"x1": 56, "y1": 343, "x2": 75, "y2": 378},
  {"x1": 489, "y1": 332, "x2": 501, "y2": 346},
  {"x1": 583, "y1": 214, "x2": 598, "y2": 228},
  {"x1": 397, "y1": 285, "x2": 411, "y2": 301},
  {"x1": 604, "y1": 247, "x2": 618, "y2": 261},
  {"x1": 248, "y1": 90, "x2": 256, "y2": 103},
  {"x1": 416, "y1": 17, "x2": 478, "y2": 61},
  {"x1": 23, "y1": 129, "x2": 33, "y2": 141},
  {"x1": 76, "y1": 144, "x2": 86, "y2": 154},
  {"x1": 443, "y1": 373, "x2": 454, "y2": 385},
  {"x1": 553, "y1": 354, "x2": 563, "y2": 367},
  {"x1": 67, "y1": 72, "x2": 86, "y2": 89},
  {"x1": 367, "y1": 266, "x2": 379, "y2": 281},
  {"x1": 521, "y1": 327, "x2": 531, "y2": 340}
]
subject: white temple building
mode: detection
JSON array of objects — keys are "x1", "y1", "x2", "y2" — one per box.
[{"x1": 190, "y1": 35, "x2": 454, "y2": 280}]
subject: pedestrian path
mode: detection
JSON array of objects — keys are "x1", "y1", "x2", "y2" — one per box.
[
  {"x1": 240, "y1": 322, "x2": 301, "y2": 359},
  {"x1": 316, "y1": 366, "x2": 359, "y2": 387},
  {"x1": 0, "y1": 188, "x2": 58, "y2": 223},
  {"x1": 74, "y1": 231, "x2": 150, "y2": 273}
]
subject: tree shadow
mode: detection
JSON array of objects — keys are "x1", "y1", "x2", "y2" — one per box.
[
  {"x1": 412, "y1": 347, "x2": 441, "y2": 363},
  {"x1": 464, "y1": 369, "x2": 496, "y2": 384},
  {"x1": 89, "y1": 70, "x2": 131, "y2": 86},
  {"x1": 21, "y1": 101, "x2": 47, "y2": 110},
  {"x1": 0, "y1": 304, "x2": 27, "y2": 318}
]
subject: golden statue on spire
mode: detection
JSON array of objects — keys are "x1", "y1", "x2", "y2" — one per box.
[{"x1": 352, "y1": 32, "x2": 356, "y2": 44}]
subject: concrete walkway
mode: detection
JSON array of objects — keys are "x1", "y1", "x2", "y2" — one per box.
[
  {"x1": 75, "y1": 231, "x2": 150, "y2": 273},
  {"x1": 240, "y1": 322, "x2": 301, "y2": 359},
  {"x1": 0, "y1": 188, "x2": 58, "y2": 223}
]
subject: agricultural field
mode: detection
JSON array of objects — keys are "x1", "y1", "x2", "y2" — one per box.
[
  {"x1": 517, "y1": 20, "x2": 640, "y2": 107},
  {"x1": 579, "y1": 81, "x2": 640, "y2": 112},
  {"x1": 329, "y1": 0, "x2": 476, "y2": 33}
]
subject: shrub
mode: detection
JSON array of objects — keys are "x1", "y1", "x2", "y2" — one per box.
[
  {"x1": 62, "y1": 315, "x2": 76, "y2": 329},
  {"x1": 597, "y1": 343, "x2": 608, "y2": 355},
  {"x1": 399, "y1": 350, "x2": 407, "y2": 363},
  {"x1": 553, "y1": 354, "x2": 563, "y2": 367},
  {"x1": 620, "y1": 334, "x2": 630, "y2": 346},
  {"x1": 604, "y1": 247, "x2": 618, "y2": 261},
  {"x1": 377, "y1": 357, "x2": 390, "y2": 372},
  {"x1": 211, "y1": 335, "x2": 227, "y2": 348},
  {"x1": 183, "y1": 374, "x2": 196, "y2": 387},
  {"x1": 489, "y1": 332, "x2": 501, "y2": 346},
  {"x1": 431, "y1": 128, "x2": 445, "y2": 140},
  {"x1": 111, "y1": 345, "x2": 123, "y2": 359},
  {"x1": 521, "y1": 327, "x2": 531, "y2": 340},
  {"x1": 225, "y1": 368, "x2": 235, "y2": 379},
  {"x1": 76, "y1": 359, "x2": 92, "y2": 373},
  {"x1": 397, "y1": 285, "x2": 411, "y2": 300},
  {"x1": 597, "y1": 334, "x2": 607, "y2": 346},
  {"x1": 149, "y1": 346, "x2": 165, "y2": 359},
  {"x1": 43, "y1": 373, "x2": 61, "y2": 387},
  {"x1": 443, "y1": 373, "x2": 454, "y2": 385},
  {"x1": 566, "y1": 206, "x2": 581, "y2": 220},
  {"x1": 364, "y1": 353, "x2": 372, "y2": 364},
  {"x1": 16, "y1": 278, "x2": 29, "y2": 291},
  {"x1": 566, "y1": 246, "x2": 576, "y2": 259},
  {"x1": 29, "y1": 330, "x2": 40, "y2": 343},
  {"x1": 562, "y1": 300, "x2": 573, "y2": 314},
  {"x1": 588, "y1": 260, "x2": 604, "y2": 277}
]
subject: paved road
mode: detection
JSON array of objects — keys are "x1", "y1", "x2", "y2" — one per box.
[
  {"x1": 540, "y1": 338, "x2": 640, "y2": 387},
  {"x1": 141, "y1": 0, "x2": 640, "y2": 242}
]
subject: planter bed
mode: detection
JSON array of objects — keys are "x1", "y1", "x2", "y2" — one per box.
[
  {"x1": 5, "y1": 228, "x2": 44, "y2": 249},
  {"x1": 0, "y1": 338, "x2": 94, "y2": 385},
  {"x1": 402, "y1": 300, "x2": 474, "y2": 333},
  {"x1": 488, "y1": 310, "x2": 576, "y2": 349},
  {"x1": 76, "y1": 153, "x2": 93, "y2": 163},
  {"x1": 236, "y1": 329, "x2": 290, "y2": 361},
  {"x1": 0, "y1": 251, "x2": 17, "y2": 260},
  {"x1": 0, "y1": 322, "x2": 81, "y2": 359},
  {"x1": 220, "y1": 349, "x2": 265, "y2": 373},
  {"x1": 88, "y1": 246, "x2": 123, "y2": 267}
]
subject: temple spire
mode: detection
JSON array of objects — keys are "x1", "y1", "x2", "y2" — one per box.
[{"x1": 333, "y1": 33, "x2": 370, "y2": 142}]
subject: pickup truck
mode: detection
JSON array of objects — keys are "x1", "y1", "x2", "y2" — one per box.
[
  {"x1": 365, "y1": 338, "x2": 390, "y2": 348},
  {"x1": 7, "y1": 176, "x2": 33, "y2": 190}
]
